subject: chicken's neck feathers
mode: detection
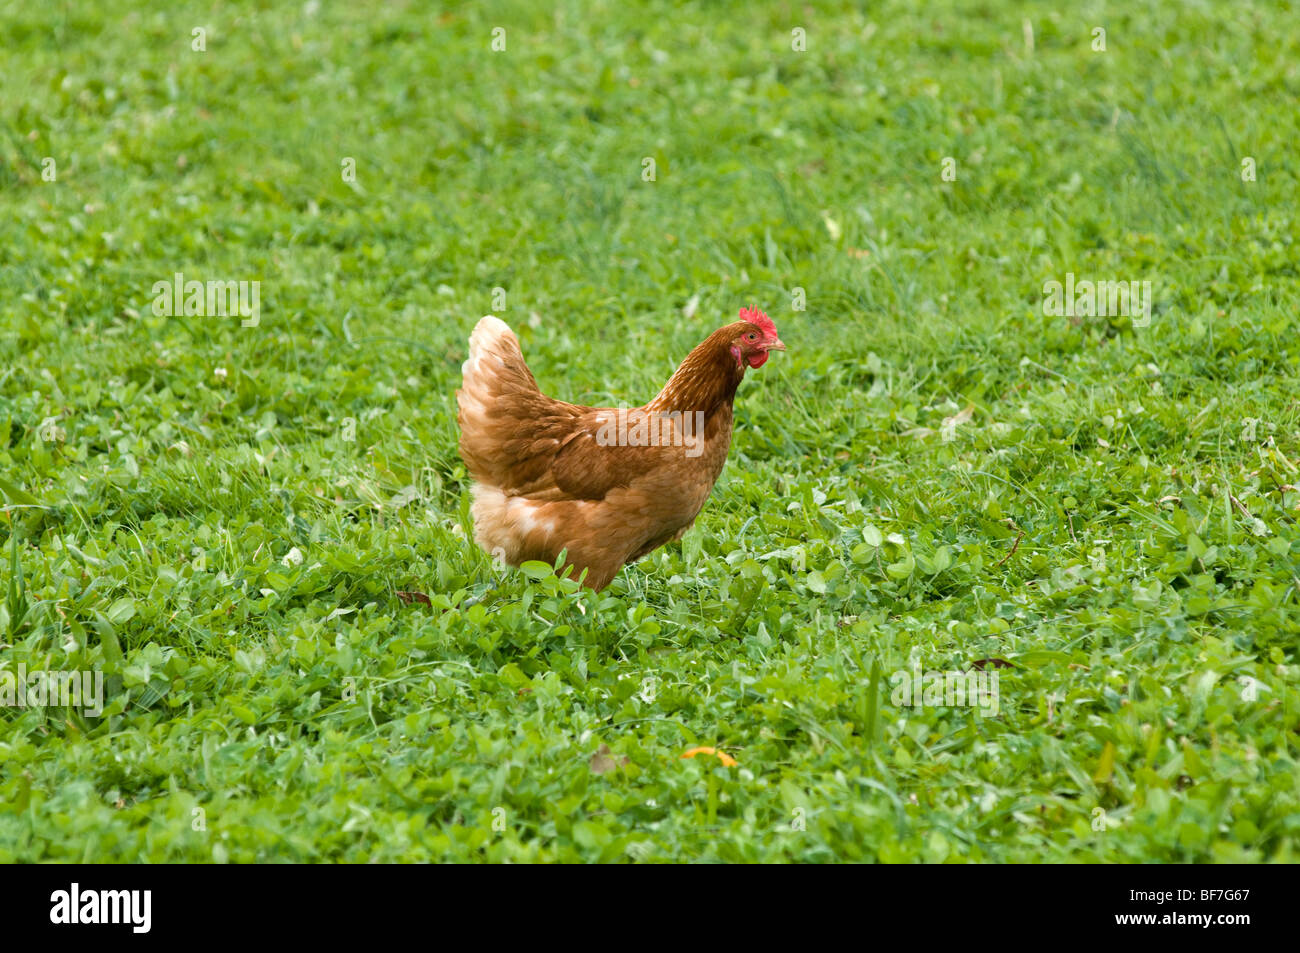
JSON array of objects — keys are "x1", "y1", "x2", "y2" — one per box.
[{"x1": 644, "y1": 327, "x2": 745, "y2": 415}]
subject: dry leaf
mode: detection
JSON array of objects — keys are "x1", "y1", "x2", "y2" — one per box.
[
  {"x1": 820, "y1": 211, "x2": 842, "y2": 241},
  {"x1": 589, "y1": 744, "x2": 628, "y2": 775},
  {"x1": 680, "y1": 746, "x2": 738, "y2": 767},
  {"x1": 942, "y1": 404, "x2": 975, "y2": 430},
  {"x1": 395, "y1": 591, "x2": 431, "y2": 606}
]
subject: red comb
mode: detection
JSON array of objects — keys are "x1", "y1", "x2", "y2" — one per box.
[{"x1": 739, "y1": 306, "x2": 778, "y2": 338}]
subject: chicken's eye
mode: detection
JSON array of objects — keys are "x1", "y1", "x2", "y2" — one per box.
[{"x1": 746, "y1": 332, "x2": 757, "y2": 341}]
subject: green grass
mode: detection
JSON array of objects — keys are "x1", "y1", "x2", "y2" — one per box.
[{"x1": 1, "y1": 0, "x2": 1298, "y2": 862}]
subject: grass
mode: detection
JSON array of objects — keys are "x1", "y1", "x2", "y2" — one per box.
[{"x1": 0, "y1": 0, "x2": 1297, "y2": 862}]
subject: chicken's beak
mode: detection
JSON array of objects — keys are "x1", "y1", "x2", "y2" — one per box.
[{"x1": 764, "y1": 338, "x2": 787, "y2": 352}]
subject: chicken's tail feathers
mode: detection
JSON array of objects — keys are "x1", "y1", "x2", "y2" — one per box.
[
  {"x1": 457, "y1": 315, "x2": 568, "y2": 492},
  {"x1": 459, "y1": 315, "x2": 538, "y2": 408},
  {"x1": 462, "y1": 315, "x2": 532, "y2": 386}
]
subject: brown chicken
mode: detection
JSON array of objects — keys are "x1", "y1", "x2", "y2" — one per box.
[{"x1": 456, "y1": 308, "x2": 786, "y2": 590}]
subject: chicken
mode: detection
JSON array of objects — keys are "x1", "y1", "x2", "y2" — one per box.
[{"x1": 456, "y1": 308, "x2": 786, "y2": 590}]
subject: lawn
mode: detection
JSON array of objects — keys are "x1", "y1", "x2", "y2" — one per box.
[{"x1": 0, "y1": 0, "x2": 1297, "y2": 862}]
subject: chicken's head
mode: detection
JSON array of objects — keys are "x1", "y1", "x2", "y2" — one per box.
[{"x1": 731, "y1": 307, "x2": 786, "y2": 369}]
